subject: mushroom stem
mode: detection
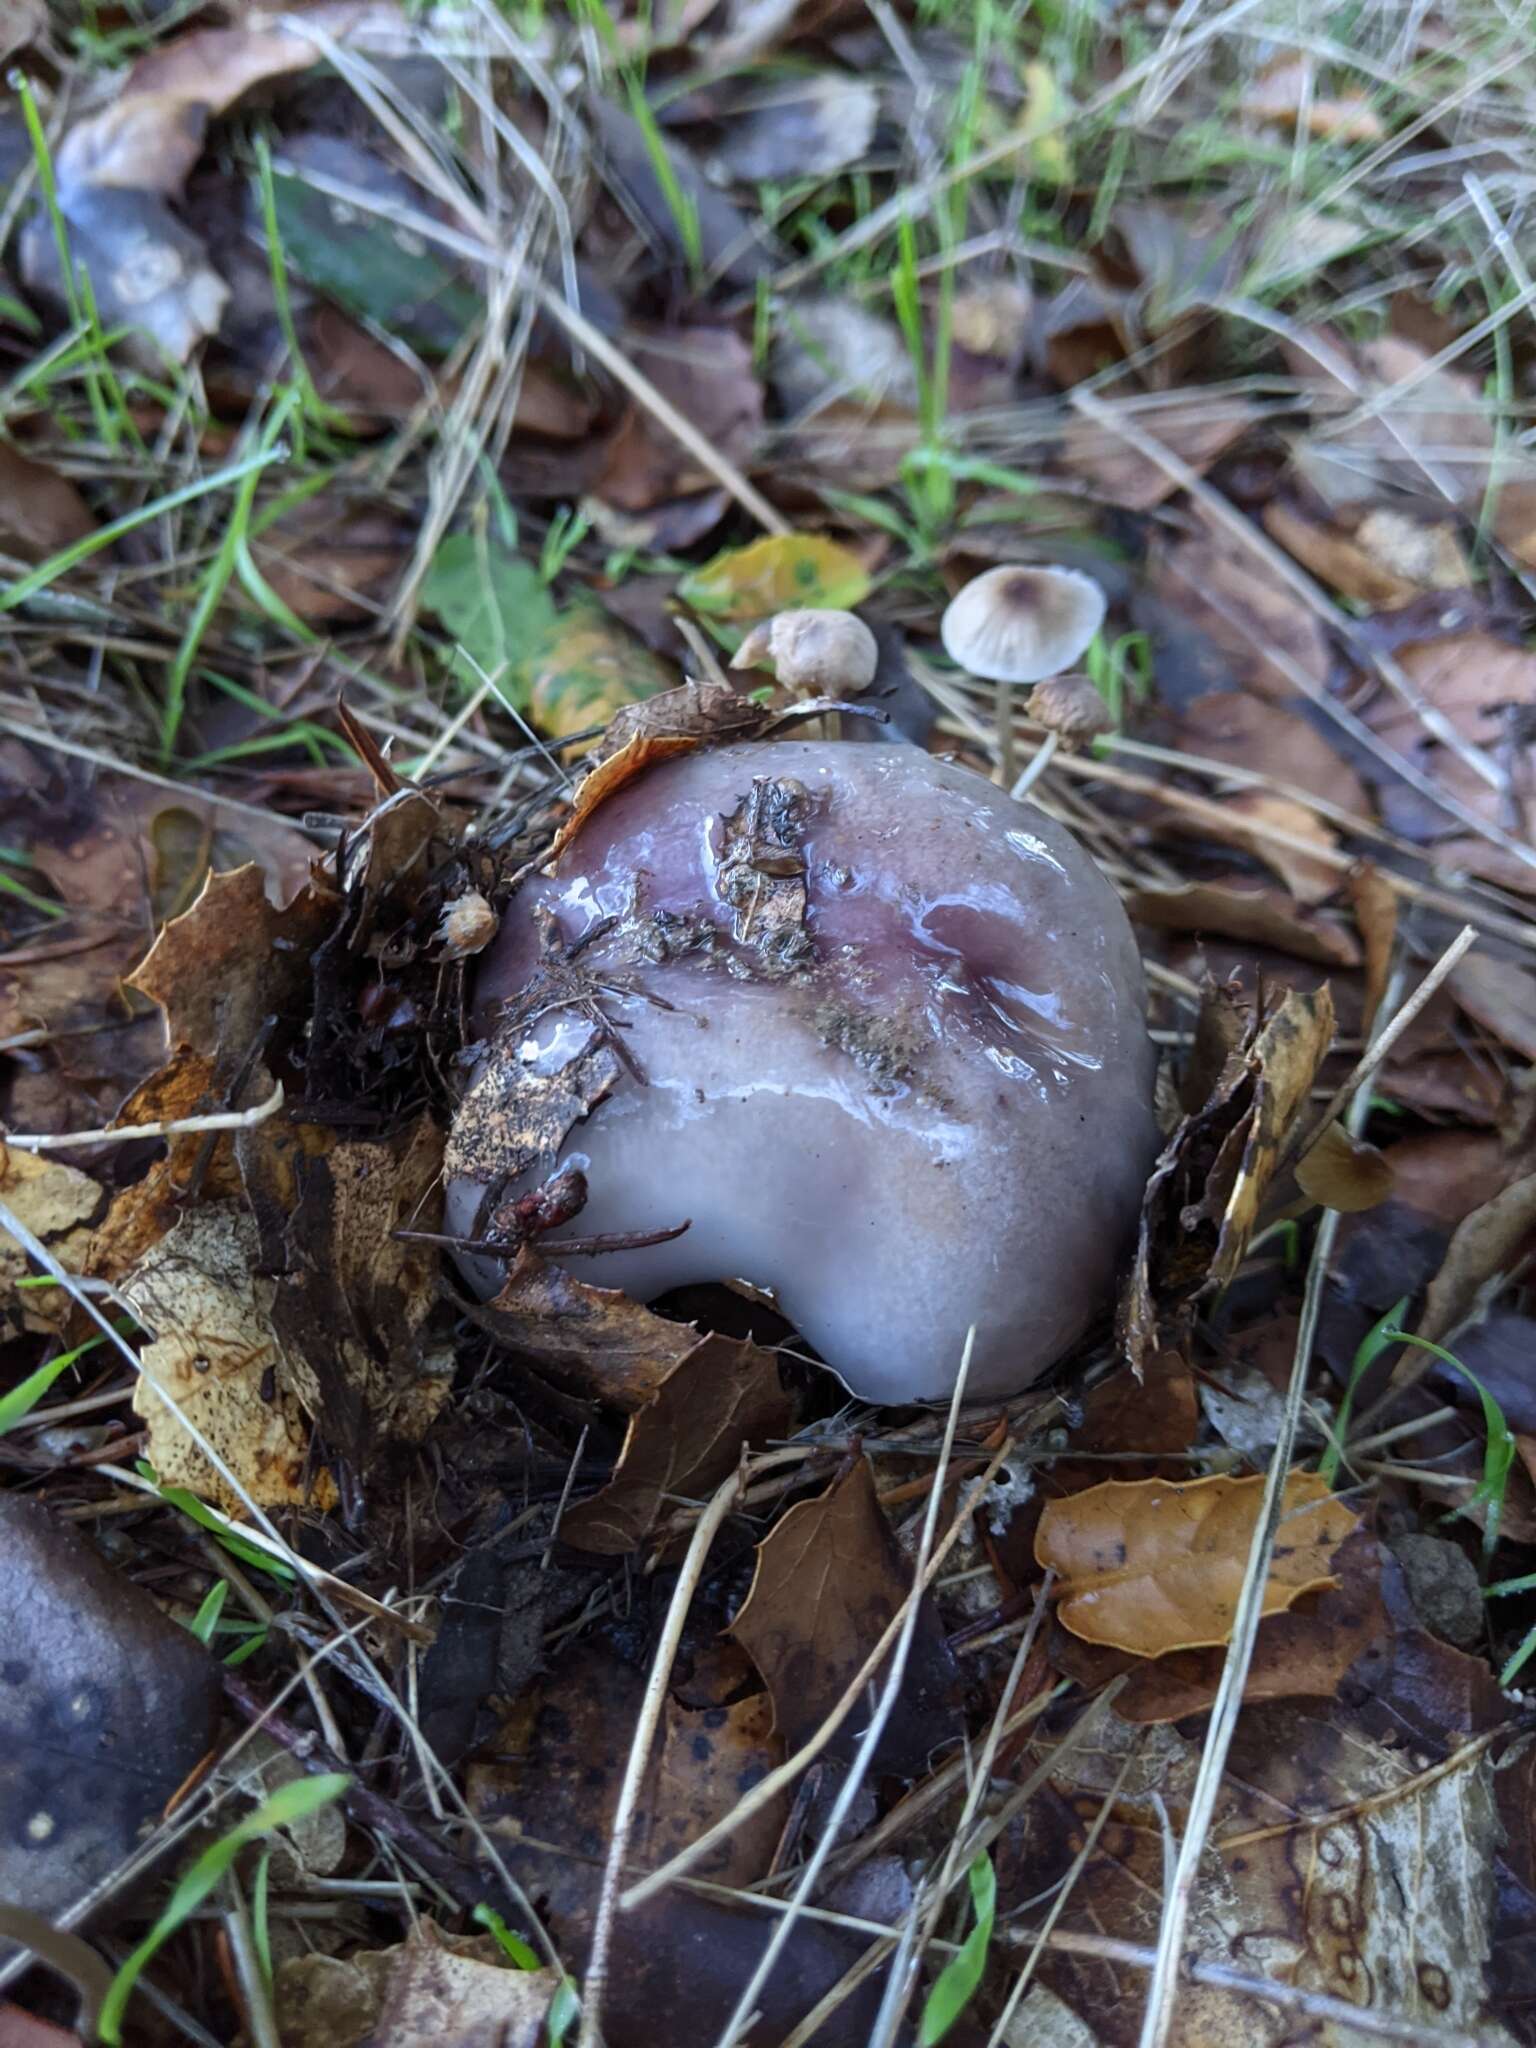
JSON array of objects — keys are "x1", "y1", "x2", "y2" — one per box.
[
  {"x1": 995, "y1": 677, "x2": 1016, "y2": 784},
  {"x1": 1010, "y1": 728, "x2": 1059, "y2": 801}
]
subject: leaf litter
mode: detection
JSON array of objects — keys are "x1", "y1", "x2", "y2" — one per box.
[{"x1": 7, "y1": 6, "x2": 1536, "y2": 2047}]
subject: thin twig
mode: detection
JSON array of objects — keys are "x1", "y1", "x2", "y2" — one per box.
[{"x1": 4, "y1": 1080, "x2": 287, "y2": 1152}]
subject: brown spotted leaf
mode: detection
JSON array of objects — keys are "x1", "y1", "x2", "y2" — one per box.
[
  {"x1": 0, "y1": 1145, "x2": 102, "y2": 1336},
  {"x1": 125, "y1": 1202, "x2": 338, "y2": 1512},
  {"x1": 1036, "y1": 1470, "x2": 1360, "y2": 1657}
]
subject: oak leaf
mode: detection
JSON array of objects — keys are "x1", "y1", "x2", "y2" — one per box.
[{"x1": 1036, "y1": 1469, "x2": 1360, "y2": 1656}]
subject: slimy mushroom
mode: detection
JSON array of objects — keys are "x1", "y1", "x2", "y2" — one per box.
[{"x1": 446, "y1": 740, "x2": 1157, "y2": 1406}]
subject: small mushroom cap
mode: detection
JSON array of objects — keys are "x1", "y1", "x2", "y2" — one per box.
[
  {"x1": 940, "y1": 564, "x2": 1106, "y2": 685},
  {"x1": 1029, "y1": 673, "x2": 1115, "y2": 743},
  {"x1": 731, "y1": 608, "x2": 880, "y2": 695}
]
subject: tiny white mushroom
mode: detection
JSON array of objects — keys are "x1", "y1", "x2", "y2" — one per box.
[
  {"x1": 941, "y1": 563, "x2": 1106, "y2": 782},
  {"x1": 940, "y1": 563, "x2": 1106, "y2": 684},
  {"x1": 732, "y1": 608, "x2": 880, "y2": 696}
]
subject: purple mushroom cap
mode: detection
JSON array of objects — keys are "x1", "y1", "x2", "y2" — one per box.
[{"x1": 447, "y1": 740, "x2": 1158, "y2": 1405}]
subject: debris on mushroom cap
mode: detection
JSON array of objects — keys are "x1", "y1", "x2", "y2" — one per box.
[
  {"x1": 940, "y1": 563, "x2": 1107, "y2": 684},
  {"x1": 731, "y1": 608, "x2": 880, "y2": 695},
  {"x1": 446, "y1": 740, "x2": 1158, "y2": 1406},
  {"x1": 1029, "y1": 673, "x2": 1115, "y2": 744}
]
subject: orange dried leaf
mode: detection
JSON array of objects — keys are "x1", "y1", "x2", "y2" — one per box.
[
  {"x1": 1036, "y1": 1469, "x2": 1360, "y2": 1657},
  {"x1": 541, "y1": 733, "x2": 700, "y2": 869}
]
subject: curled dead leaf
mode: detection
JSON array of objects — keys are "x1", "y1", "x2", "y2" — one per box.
[
  {"x1": 1037, "y1": 1469, "x2": 1361, "y2": 1656},
  {"x1": 1127, "y1": 881, "x2": 1359, "y2": 970},
  {"x1": 463, "y1": 1243, "x2": 695, "y2": 1410}
]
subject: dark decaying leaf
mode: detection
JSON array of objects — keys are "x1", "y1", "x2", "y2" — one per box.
[
  {"x1": 0, "y1": 1495, "x2": 220, "y2": 1955},
  {"x1": 468, "y1": 1640, "x2": 893, "y2": 2047},
  {"x1": 0, "y1": 445, "x2": 95, "y2": 565},
  {"x1": 249, "y1": 1116, "x2": 449, "y2": 1468},
  {"x1": 562, "y1": 1334, "x2": 795, "y2": 1554},
  {"x1": 417, "y1": 1519, "x2": 598, "y2": 1768},
  {"x1": 594, "y1": 326, "x2": 763, "y2": 512},
  {"x1": 1127, "y1": 880, "x2": 1359, "y2": 969},
  {"x1": 729, "y1": 1455, "x2": 963, "y2": 1775}
]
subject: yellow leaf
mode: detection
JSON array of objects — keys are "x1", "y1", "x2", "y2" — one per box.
[
  {"x1": 678, "y1": 534, "x2": 872, "y2": 622},
  {"x1": 1036, "y1": 1469, "x2": 1359, "y2": 1657},
  {"x1": 1020, "y1": 61, "x2": 1073, "y2": 186},
  {"x1": 528, "y1": 600, "x2": 677, "y2": 749}
]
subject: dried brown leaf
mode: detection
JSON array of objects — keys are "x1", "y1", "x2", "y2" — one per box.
[
  {"x1": 729, "y1": 1456, "x2": 961, "y2": 1775},
  {"x1": 1152, "y1": 523, "x2": 1332, "y2": 704},
  {"x1": 1263, "y1": 494, "x2": 1468, "y2": 607},
  {"x1": 1176, "y1": 689, "x2": 1371, "y2": 821},
  {"x1": 594, "y1": 327, "x2": 763, "y2": 512},
  {"x1": 465, "y1": 1243, "x2": 695, "y2": 1409},
  {"x1": 541, "y1": 732, "x2": 703, "y2": 869},
  {"x1": 1242, "y1": 58, "x2": 1384, "y2": 141},
  {"x1": 1348, "y1": 861, "x2": 1397, "y2": 1037},
  {"x1": 1127, "y1": 881, "x2": 1359, "y2": 969},
  {"x1": 1058, "y1": 396, "x2": 1256, "y2": 511},
  {"x1": 1037, "y1": 1469, "x2": 1360, "y2": 1656},
  {"x1": 1208, "y1": 984, "x2": 1336, "y2": 1288},
  {"x1": 1450, "y1": 950, "x2": 1536, "y2": 1062},
  {"x1": 561, "y1": 1334, "x2": 795, "y2": 1554},
  {"x1": 130, "y1": 862, "x2": 335, "y2": 1068},
  {"x1": 0, "y1": 445, "x2": 96, "y2": 565},
  {"x1": 275, "y1": 1922, "x2": 555, "y2": 2048}
]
